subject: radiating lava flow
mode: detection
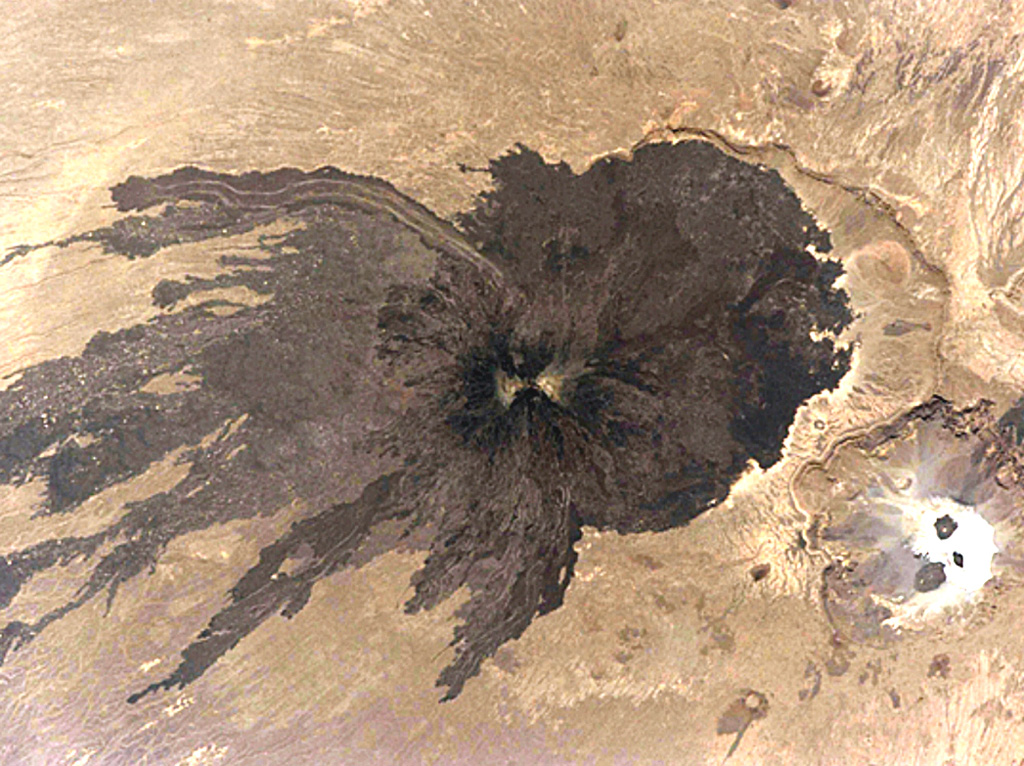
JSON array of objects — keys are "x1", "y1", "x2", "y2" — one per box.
[
  {"x1": 798, "y1": 397, "x2": 1024, "y2": 639},
  {"x1": 0, "y1": 141, "x2": 851, "y2": 702}
]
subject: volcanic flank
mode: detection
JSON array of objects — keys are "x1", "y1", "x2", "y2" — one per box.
[
  {"x1": 798, "y1": 397, "x2": 1024, "y2": 638},
  {"x1": 0, "y1": 140, "x2": 851, "y2": 702}
]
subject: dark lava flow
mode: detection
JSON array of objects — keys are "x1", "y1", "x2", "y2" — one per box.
[{"x1": 0, "y1": 141, "x2": 851, "y2": 702}]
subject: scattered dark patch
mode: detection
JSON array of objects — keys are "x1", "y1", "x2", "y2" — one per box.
[
  {"x1": 998, "y1": 395, "x2": 1024, "y2": 445},
  {"x1": 631, "y1": 553, "x2": 663, "y2": 571},
  {"x1": 859, "y1": 658, "x2": 882, "y2": 686},
  {"x1": 825, "y1": 648, "x2": 853, "y2": 677},
  {"x1": 971, "y1": 697, "x2": 1014, "y2": 725},
  {"x1": 821, "y1": 561, "x2": 895, "y2": 644},
  {"x1": 953, "y1": 551, "x2": 964, "y2": 567},
  {"x1": 612, "y1": 19, "x2": 628, "y2": 42},
  {"x1": 888, "y1": 688, "x2": 902, "y2": 709},
  {"x1": 0, "y1": 140, "x2": 851, "y2": 703},
  {"x1": 490, "y1": 646, "x2": 519, "y2": 674},
  {"x1": 935, "y1": 514, "x2": 958, "y2": 540},
  {"x1": 749, "y1": 563, "x2": 771, "y2": 582},
  {"x1": 717, "y1": 690, "x2": 769, "y2": 759},
  {"x1": 798, "y1": 661, "x2": 822, "y2": 701},
  {"x1": 883, "y1": 319, "x2": 932, "y2": 336},
  {"x1": 928, "y1": 653, "x2": 951, "y2": 679},
  {"x1": 702, "y1": 620, "x2": 736, "y2": 655},
  {"x1": 914, "y1": 561, "x2": 947, "y2": 592},
  {"x1": 614, "y1": 625, "x2": 647, "y2": 665},
  {"x1": 824, "y1": 632, "x2": 857, "y2": 678},
  {"x1": 786, "y1": 85, "x2": 817, "y2": 112},
  {"x1": 811, "y1": 78, "x2": 832, "y2": 98}
]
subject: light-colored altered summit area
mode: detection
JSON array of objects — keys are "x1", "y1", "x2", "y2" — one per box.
[{"x1": 3, "y1": 1, "x2": 1024, "y2": 764}]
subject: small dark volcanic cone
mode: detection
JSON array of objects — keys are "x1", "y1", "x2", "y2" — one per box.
[{"x1": 0, "y1": 140, "x2": 850, "y2": 702}]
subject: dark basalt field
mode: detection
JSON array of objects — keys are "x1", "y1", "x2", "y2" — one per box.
[{"x1": 0, "y1": 140, "x2": 851, "y2": 702}]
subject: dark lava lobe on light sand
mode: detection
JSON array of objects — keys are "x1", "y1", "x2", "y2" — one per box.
[{"x1": 0, "y1": 141, "x2": 851, "y2": 702}]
